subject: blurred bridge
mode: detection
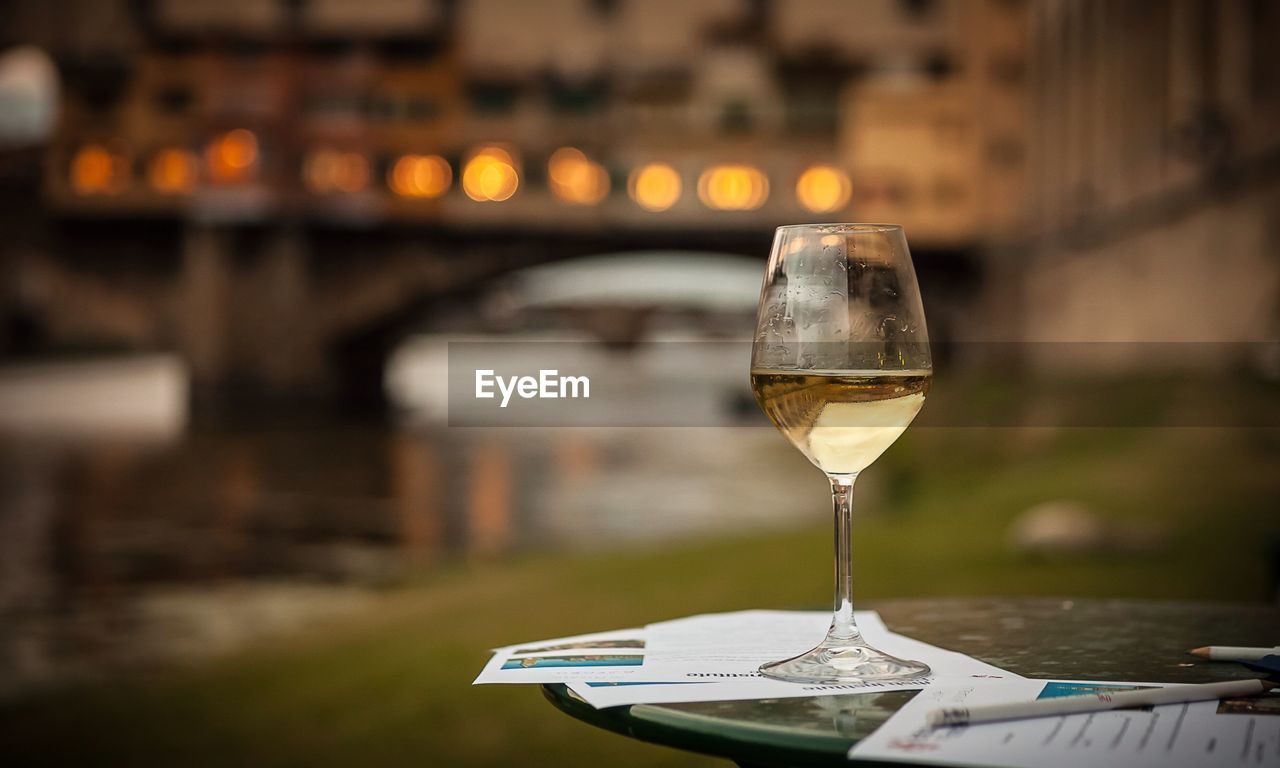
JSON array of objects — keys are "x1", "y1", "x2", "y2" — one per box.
[
  {"x1": 0, "y1": 210, "x2": 735, "y2": 403},
  {"x1": 4, "y1": 206, "x2": 977, "y2": 406}
]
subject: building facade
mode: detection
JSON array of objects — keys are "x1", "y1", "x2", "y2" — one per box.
[
  {"x1": 22, "y1": 0, "x2": 1031, "y2": 247},
  {"x1": 1017, "y1": 0, "x2": 1280, "y2": 359}
]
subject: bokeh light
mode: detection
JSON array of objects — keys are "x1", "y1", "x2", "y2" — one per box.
[
  {"x1": 206, "y1": 128, "x2": 259, "y2": 184},
  {"x1": 547, "y1": 147, "x2": 610, "y2": 206},
  {"x1": 628, "y1": 163, "x2": 682, "y2": 212},
  {"x1": 304, "y1": 148, "x2": 371, "y2": 194},
  {"x1": 147, "y1": 148, "x2": 197, "y2": 195},
  {"x1": 796, "y1": 164, "x2": 852, "y2": 213},
  {"x1": 462, "y1": 145, "x2": 519, "y2": 202},
  {"x1": 70, "y1": 143, "x2": 127, "y2": 195},
  {"x1": 697, "y1": 164, "x2": 769, "y2": 211},
  {"x1": 388, "y1": 154, "x2": 452, "y2": 199}
]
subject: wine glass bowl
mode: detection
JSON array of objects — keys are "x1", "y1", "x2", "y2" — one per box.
[{"x1": 750, "y1": 223, "x2": 931, "y2": 684}]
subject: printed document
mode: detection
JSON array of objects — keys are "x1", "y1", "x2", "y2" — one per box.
[{"x1": 848, "y1": 677, "x2": 1280, "y2": 767}]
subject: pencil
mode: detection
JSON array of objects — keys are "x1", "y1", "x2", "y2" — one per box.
[
  {"x1": 926, "y1": 679, "x2": 1275, "y2": 728},
  {"x1": 1188, "y1": 645, "x2": 1280, "y2": 661}
]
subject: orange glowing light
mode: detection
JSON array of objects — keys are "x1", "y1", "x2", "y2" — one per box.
[
  {"x1": 148, "y1": 148, "x2": 197, "y2": 195},
  {"x1": 462, "y1": 145, "x2": 519, "y2": 202},
  {"x1": 388, "y1": 154, "x2": 451, "y2": 198},
  {"x1": 548, "y1": 147, "x2": 587, "y2": 187},
  {"x1": 796, "y1": 164, "x2": 852, "y2": 213},
  {"x1": 206, "y1": 129, "x2": 259, "y2": 184},
  {"x1": 547, "y1": 147, "x2": 609, "y2": 206},
  {"x1": 628, "y1": 163, "x2": 682, "y2": 212},
  {"x1": 304, "y1": 149, "x2": 370, "y2": 194},
  {"x1": 333, "y1": 153, "x2": 369, "y2": 193},
  {"x1": 70, "y1": 144, "x2": 126, "y2": 195},
  {"x1": 697, "y1": 164, "x2": 768, "y2": 211}
]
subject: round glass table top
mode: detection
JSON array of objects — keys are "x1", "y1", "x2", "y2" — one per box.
[{"x1": 542, "y1": 598, "x2": 1280, "y2": 767}]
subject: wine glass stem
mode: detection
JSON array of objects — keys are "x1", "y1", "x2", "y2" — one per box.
[{"x1": 829, "y1": 473, "x2": 861, "y2": 642}]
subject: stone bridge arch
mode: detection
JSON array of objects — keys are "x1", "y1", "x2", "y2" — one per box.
[{"x1": 320, "y1": 227, "x2": 772, "y2": 407}]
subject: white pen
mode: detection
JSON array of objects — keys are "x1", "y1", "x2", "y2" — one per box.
[
  {"x1": 926, "y1": 679, "x2": 1275, "y2": 728},
  {"x1": 1189, "y1": 645, "x2": 1280, "y2": 661}
]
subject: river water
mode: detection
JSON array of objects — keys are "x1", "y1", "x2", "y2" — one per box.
[{"x1": 0, "y1": 418, "x2": 824, "y2": 695}]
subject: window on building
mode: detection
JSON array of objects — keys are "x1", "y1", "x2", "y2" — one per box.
[
  {"x1": 546, "y1": 76, "x2": 608, "y2": 115},
  {"x1": 227, "y1": 39, "x2": 268, "y2": 62},
  {"x1": 370, "y1": 94, "x2": 440, "y2": 123},
  {"x1": 988, "y1": 55, "x2": 1025, "y2": 86},
  {"x1": 153, "y1": 84, "x2": 193, "y2": 114},
  {"x1": 369, "y1": 97, "x2": 392, "y2": 122},
  {"x1": 65, "y1": 53, "x2": 129, "y2": 112},
  {"x1": 778, "y1": 54, "x2": 850, "y2": 137},
  {"x1": 989, "y1": 0, "x2": 1027, "y2": 14},
  {"x1": 403, "y1": 97, "x2": 440, "y2": 121},
  {"x1": 305, "y1": 39, "x2": 358, "y2": 58},
  {"x1": 719, "y1": 99, "x2": 754, "y2": 135},
  {"x1": 924, "y1": 52, "x2": 956, "y2": 81},
  {"x1": 588, "y1": 0, "x2": 618, "y2": 17},
  {"x1": 623, "y1": 73, "x2": 691, "y2": 132},
  {"x1": 467, "y1": 81, "x2": 520, "y2": 116},
  {"x1": 1250, "y1": 0, "x2": 1280, "y2": 105},
  {"x1": 986, "y1": 137, "x2": 1024, "y2": 166},
  {"x1": 377, "y1": 37, "x2": 445, "y2": 64},
  {"x1": 303, "y1": 93, "x2": 366, "y2": 119},
  {"x1": 784, "y1": 87, "x2": 839, "y2": 137},
  {"x1": 898, "y1": 0, "x2": 939, "y2": 22}
]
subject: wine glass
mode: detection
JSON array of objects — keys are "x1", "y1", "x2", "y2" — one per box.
[{"x1": 750, "y1": 223, "x2": 932, "y2": 683}]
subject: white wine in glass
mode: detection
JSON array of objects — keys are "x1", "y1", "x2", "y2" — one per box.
[
  {"x1": 750, "y1": 371, "x2": 930, "y2": 475},
  {"x1": 751, "y1": 224, "x2": 932, "y2": 684}
]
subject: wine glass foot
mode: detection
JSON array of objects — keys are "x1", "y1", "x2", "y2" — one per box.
[{"x1": 758, "y1": 637, "x2": 930, "y2": 684}]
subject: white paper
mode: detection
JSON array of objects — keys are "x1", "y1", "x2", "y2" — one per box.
[
  {"x1": 848, "y1": 678, "x2": 1280, "y2": 768},
  {"x1": 475, "y1": 609, "x2": 1020, "y2": 707},
  {"x1": 475, "y1": 610, "x2": 885, "y2": 685},
  {"x1": 641, "y1": 610, "x2": 889, "y2": 670},
  {"x1": 475, "y1": 628, "x2": 648, "y2": 684},
  {"x1": 646, "y1": 609, "x2": 887, "y2": 655},
  {"x1": 566, "y1": 611, "x2": 1020, "y2": 707},
  {"x1": 567, "y1": 666, "x2": 928, "y2": 708}
]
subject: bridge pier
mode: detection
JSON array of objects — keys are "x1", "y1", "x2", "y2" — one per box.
[
  {"x1": 178, "y1": 225, "x2": 231, "y2": 395},
  {"x1": 244, "y1": 224, "x2": 323, "y2": 395},
  {"x1": 178, "y1": 223, "x2": 328, "y2": 403}
]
